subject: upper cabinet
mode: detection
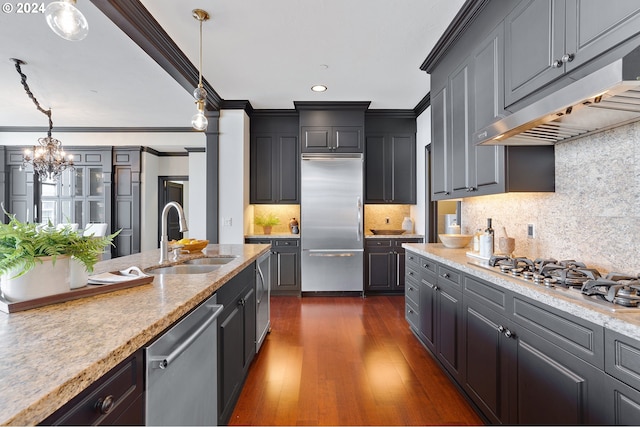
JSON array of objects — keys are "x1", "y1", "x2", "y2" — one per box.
[
  {"x1": 364, "y1": 112, "x2": 417, "y2": 204},
  {"x1": 505, "y1": 0, "x2": 640, "y2": 107},
  {"x1": 250, "y1": 112, "x2": 300, "y2": 204},
  {"x1": 295, "y1": 102, "x2": 369, "y2": 154}
]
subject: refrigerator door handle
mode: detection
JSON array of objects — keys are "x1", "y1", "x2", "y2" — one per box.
[
  {"x1": 357, "y1": 196, "x2": 362, "y2": 242},
  {"x1": 307, "y1": 249, "x2": 364, "y2": 257}
]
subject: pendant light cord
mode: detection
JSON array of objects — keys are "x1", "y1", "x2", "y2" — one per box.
[
  {"x1": 198, "y1": 18, "x2": 203, "y2": 87},
  {"x1": 12, "y1": 59, "x2": 53, "y2": 138}
]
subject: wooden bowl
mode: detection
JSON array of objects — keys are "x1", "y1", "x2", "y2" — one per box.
[
  {"x1": 170, "y1": 239, "x2": 209, "y2": 253},
  {"x1": 438, "y1": 234, "x2": 473, "y2": 249}
]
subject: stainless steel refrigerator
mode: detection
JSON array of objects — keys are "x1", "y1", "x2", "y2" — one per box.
[{"x1": 301, "y1": 153, "x2": 363, "y2": 293}]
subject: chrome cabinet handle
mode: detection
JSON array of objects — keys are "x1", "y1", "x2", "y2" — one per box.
[
  {"x1": 441, "y1": 273, "x2": 450, "y2": 279},
  {"x1": 562, "y1": 53, "x2": 574, "y2": 63},
  {"x1": 498, "y1": 325, "x2": 505, "y2": 334},
  {"x1": 466, "y1": 187, "x2": 476, "y2": 192},
  {"x1": 504, "y1": 329, "x2": 513, "y2": 338},
  {"x1": 552, "y1": 59, "x2": 563, "y2": 68}
]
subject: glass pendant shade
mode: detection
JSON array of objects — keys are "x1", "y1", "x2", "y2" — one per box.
[
  {"x1": 191, "y1": 111, "x2": 208, "y2": 131},
  {"x1": 45, "y1": 0, "x2": 89, "y2": 41}
]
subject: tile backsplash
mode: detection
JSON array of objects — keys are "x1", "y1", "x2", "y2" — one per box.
[
  {"x1": 461, "y1": 121, "x2": 640, "y2": 274},
  {"x1": 364, "y1": 205, "x2": 412, "y2": 234}
]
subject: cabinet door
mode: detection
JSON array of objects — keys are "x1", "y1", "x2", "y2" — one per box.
[
  {"x1": 334, "y1": 126, "x2": 363, "y2": 152},
  {"x1": 418, "y1": 274, "x2": 437, "y2": 352},
  {"x1": 436, "y1": 285, "x2": 464, "y2": 381},
  {"x1": 565, "y1": 0, "x2": 640, "y2": 73},
  {"x1": 301, "y1": 126, "x2": 332, "y2": 151},
  {"x1": 364, "y1": 135, "x2": 387, "y2": 202},
  {"x1": 272, "y1": 244, "x2": 301, "y2": 294},
  {"x1": 242, "y1": 287, "x2": 256, "y2": 370},
  {"x1": 365, "y1": 248, "x2": 393, "y2": 291},
  {"x1": 505, "y1": 0, "x2": 566, "y2": 107},
  {"x1": 250, "y1": 135, "x2": 276, "y2": 203},
  {"x1": 218, "y1": 305, "x2": 244, "y2": 424},
  {"x1": 431, "y1": 89, "x2": 449, "y2": 199},
  {"x1": 463, "y1": 297, "x2": 512, "y2": 424},
  {"x1": 513, "y1": 324, "x2": 608, "y2": 425},
  {"x1": 449, "y1": 60, "x2": 472, "y2": 196},
  {"x1": 277, "y1": 135, "x2": 299, "y2": 203},
  {"x1": 390, "y1": 135, "x2": 416, "y2": 203},
  {"x1": 604, "y1": 374, "x2": 640, "y2": 425}
]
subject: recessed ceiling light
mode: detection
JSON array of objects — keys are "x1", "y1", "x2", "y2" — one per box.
[{"x1": 311, "y1": 85, "x2": 327, "y2": 92}]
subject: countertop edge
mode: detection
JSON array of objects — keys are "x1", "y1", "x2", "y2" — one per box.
[{"x1": 402, "y1": 243, "x2": 640, "y2": 340}]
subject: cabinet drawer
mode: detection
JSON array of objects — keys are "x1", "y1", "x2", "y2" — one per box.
[
  {"x1": 405, "y1": 263, "x2": 419, "y2": 284},
  {"x1": 464, "y1": 275, "x2": 510, "y2": 314},
  {"x1": 42, "y1": 350, "x2": 143, "y2": 426},
  {"x1": 605, "y1": 330, "x2": 640, "y2": 391},
  {"x1": 405, "y1": 299, "x2": 420, "y2": 331},
  {"x1": 245, "y1": 238, "x2": 272, "y2": 245},
  {"x1": 366, "y1": 239, "x2": 392, "y2": 248},
  {"x1": 405, "y1": 251, "x2": 420, "y2": 268},
  {"x1": 419, "y1": 257, "x2": 437, "y2": 276},
  {"x1": 405, "y1": 277, "x2": 420, "y2": 306},
  {"x1": 275, "y1": 239, "x2": 299, "y2": 247},
  {"x1": 437, "y1": 265, "x2": 461, "y2": 289},
  {"x1": 512, "y1": 295, "x2": 604, "y2": 368}
]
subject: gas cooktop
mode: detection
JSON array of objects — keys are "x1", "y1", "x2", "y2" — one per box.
[{"x1": 469, "y1": 255, "x2": 640, "y2": 313}]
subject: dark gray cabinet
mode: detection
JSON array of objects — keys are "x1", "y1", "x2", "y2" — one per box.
[
  {"x1": 364, "y1": 113, "x2": 416, "y2": 204},
  {"x1": 300, "y1": 126, "x2": 362, "y2": 153},
  {"x1": 605, "y1": 374, "x2": 640, "y2": 425},
  {"x1": 364, "y1": 237, "x2": 422, "y2": 293},
  {"x1": 216, "y1": 264, "x2": 256, "y2": 425},
  {"x1": 245, "y1": 238, "x2": 300, "y2": 295},
  {"x1": 430, "y1": 89, "x2": 449, "y2": 198},
  {"x1": 505, "y1": 0, "x2": 640, "y2": 107},
  {"x1": 40, "y1": 349, "x2": 144, "y2": 426},
  {"x1": 250, "y1": 113, "x2": 299, "y2": 204}
]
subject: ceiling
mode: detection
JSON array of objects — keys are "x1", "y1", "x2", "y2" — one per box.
[{"x1": 0, "y1": 0, "x2": 465, "y2": 150}]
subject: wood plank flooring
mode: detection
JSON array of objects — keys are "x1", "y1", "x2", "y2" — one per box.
[{"x1": 229, "y1": 295, "x2": 483, "y2": 426}]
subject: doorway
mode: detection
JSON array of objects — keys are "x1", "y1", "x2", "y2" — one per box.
[{"x1": 158, "y1": 176, "x2": 188, "y2": 245}]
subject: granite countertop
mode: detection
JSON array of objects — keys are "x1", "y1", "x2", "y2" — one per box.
[
  {"x1": 0, "y1": 243, "x2": 270, "y2": 426},
  {"x1": 365, "y1": 234, "x2": 424, "y2": 239},
  {"x1": 403, "y1": 243, "x2": 640, "y2": 341}
]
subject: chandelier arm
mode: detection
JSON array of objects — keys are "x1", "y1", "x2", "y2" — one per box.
[{"x1": 12, "y1": 59, "x2": 54, "y2": 135}]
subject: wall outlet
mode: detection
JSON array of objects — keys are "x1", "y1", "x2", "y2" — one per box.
[
  {"x1": 385, "y1": 217, "x2": 390, "y2": 224},
  {"x1": 527, "y1": 223, "x2": 535, "y2": 239},
  {"x1": 224, "y1": 217, "x2": 233, "y2": 227}
]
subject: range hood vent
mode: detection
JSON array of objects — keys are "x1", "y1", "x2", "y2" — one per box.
[{"x1": 475, "y1": 49, "x2": 640, "y2": 146}]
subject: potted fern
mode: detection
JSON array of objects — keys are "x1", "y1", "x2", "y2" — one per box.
[
  {"x1": 254, "y1": 212, "x2": 280, "y2": 235},
  {"x1": 0, "y1": 212, "x2": 119, "y2": 302}
]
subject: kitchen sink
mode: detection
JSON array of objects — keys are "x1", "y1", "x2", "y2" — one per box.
[
  {"x1": 147, "y1": 264, "x2": 223, "y2": 275},
  {"x1": 183, "y1": 256, "x2": 236, "y2": 266}
]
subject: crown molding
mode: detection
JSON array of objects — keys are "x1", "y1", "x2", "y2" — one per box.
[
  {"x1": 293, "y1": 101, "x2": 371, "y2": 111},
  {"x1": 0, "y1": 126, "x2": 198, "y2": 133},
  {"x1": 413, "y1": 92, "x2": 431, "y2": 116},
  {"x1": 365, "y1": 109, "x2": 416, "y2": 119}
]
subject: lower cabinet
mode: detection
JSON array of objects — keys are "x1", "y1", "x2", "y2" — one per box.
[
  {"x1": 365, "y1": 237, "x2": 423, "y2": 294},
  {"x1": 245, "y1": 238, "x2": 301, "y2": 295},
  {"x1": 406, "y1": 249, "x2": 638, "y2": 425},
  {"x1": 215, "y1": 264, "x2": 256, "y2": 425},
  {"x1": 40, "y1": 349, "x2": 144, "y2": 426}
]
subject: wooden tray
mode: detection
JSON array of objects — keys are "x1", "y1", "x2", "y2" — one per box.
[{"x1": 0, "y1": 272, "x2": 154, "y2": 314}]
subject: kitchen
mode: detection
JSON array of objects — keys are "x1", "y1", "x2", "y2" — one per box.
[{"x1": 1, "y1": 0, "x2": 640, "y2": 425}]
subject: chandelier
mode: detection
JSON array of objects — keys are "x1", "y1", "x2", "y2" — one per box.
[
  {"x1": 12, "y1": 58, "x2": 74, "y2": 184},
  {"x1": 191, "y1": 9, "x2": 210, "y2": 131}
]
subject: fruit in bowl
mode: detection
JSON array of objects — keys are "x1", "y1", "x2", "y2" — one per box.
[
  {"x1": 169, "y1": 238, "x2": 209, "y2": 253},
  {"x1": 438, "y1": 234, "x2": 473, "y2": 249}
]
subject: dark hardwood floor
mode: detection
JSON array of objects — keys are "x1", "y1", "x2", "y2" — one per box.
[{"x1": 229, "y1": 295, "x2": 483, "y2": 426}]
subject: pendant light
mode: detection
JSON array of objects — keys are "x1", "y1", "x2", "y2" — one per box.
[
  {"x1": 12, "y1": 59, "x2": 74, "y2": 184},
  {"x1": 191, "y1": 9, "x2": 210, "y2": 131},
  {"x1": 44, "y1": 0, "x2": 89, "y2": 41}
]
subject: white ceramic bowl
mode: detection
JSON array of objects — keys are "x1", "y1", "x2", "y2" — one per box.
[{"x1": 439, "y1": 234, "x2": 473, "y2": 249}]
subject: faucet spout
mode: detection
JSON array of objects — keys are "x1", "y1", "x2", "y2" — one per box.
[{"x1": 159, "y1": 201, "x2": 189, "y2": 264}]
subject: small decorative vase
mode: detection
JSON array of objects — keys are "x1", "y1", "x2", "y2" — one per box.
[
  {"x1": 1, "y1": 255, "x2": 71, "y2": 302},
  {"x1": 263, "y1": 226, "x2": 272, "y2": 235}
]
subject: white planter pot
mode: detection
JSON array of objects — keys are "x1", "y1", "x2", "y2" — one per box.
[
  {"x1": 70, "y1": 257, "x2": 89, "y2": 289},
  {"x1": 1, "y1": 255, "x2": 70, "y2": 302}
]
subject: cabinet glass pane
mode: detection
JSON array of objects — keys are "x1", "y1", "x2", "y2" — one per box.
[
  {"x1": 89, "y1": 201, "x2": 105, "y2": 223},
  {"x1": 75, "y1": 168, "x2": 84, "y2": 197},
  {"x1": 41, "y1": 182, "x2": 58, "y2": 197},
  {"x1": 89, "y1": 168, "x2": 103, "y2": 196},
  {"x1": 61, "y1": 200, "x2": 72, "y2": 223},
  {"x1": 75, "y1": 201, "x2": 84, "y2": 228},
  {"x1": 60, "y1": 169, "x2": 73, "y2": 197},
  {"x1": 41, "y1": 201, "x2": 57, "y2": 225}
]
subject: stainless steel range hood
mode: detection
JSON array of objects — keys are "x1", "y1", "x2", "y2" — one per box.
[{"x1": 475, "y1": 48, "x2": 640, "y2": 146}]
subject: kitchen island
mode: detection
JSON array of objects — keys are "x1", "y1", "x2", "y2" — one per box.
[{"x1": 0, "y1": 243, "x2": 270, "y2": 426}]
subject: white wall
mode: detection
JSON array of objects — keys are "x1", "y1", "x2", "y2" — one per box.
[
  {"x1": 218, "y1": 110, "x2": 250, "y2": 243},
  {"x1": 412, "y1": 106, "x2": 431, "y2": 236},
  {"x1": 188, "y1": 151, "x2": 207, "y2": 241}
]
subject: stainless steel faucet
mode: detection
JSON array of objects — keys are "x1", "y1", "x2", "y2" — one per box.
[{"x1": 159, "y1": 201, "x2": 189, "y2": 264}]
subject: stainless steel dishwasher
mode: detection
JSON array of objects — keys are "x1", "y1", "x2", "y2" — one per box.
[{"x1": 145, "y1": 294, "x2": 223, "y2": 426}]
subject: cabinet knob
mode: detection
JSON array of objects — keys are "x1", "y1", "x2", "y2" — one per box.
[
  {"x1": 423, "y1": 263, "x2": 429, "y2": 268},
  {"x1": 95, "y1": 395, "x2": 114, "y2": 415},
  {"x1": 408, "y1": 256, "x2": 414, "y2": 261},
  {"x1": 408, "y1": 271, "x2": 414, "y2": 276},
  {"x1": 441, "y1": 273, "x2": 450, "y2": 279},
  {"x1": 466, "y1": 187, "x2": 476, "y2": 192},
  {"x1": 552, "y1": 59, "x2": 563, "y2": 68},
  {"x1": 504, "y1": 329, "x2": 514, "y2": 338},
  {"x1": 408, "y1": 286, "x2": 414, "y2": 291},
  {"x1": 562, "y1": 53, "x2": 575, "y2": 63},
  {"x1": 498, "y1": 325, "x2": 505, "y2": 334},
  {"x1": 238, "y1": 298, "x2": 245, "y2": 307}
]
